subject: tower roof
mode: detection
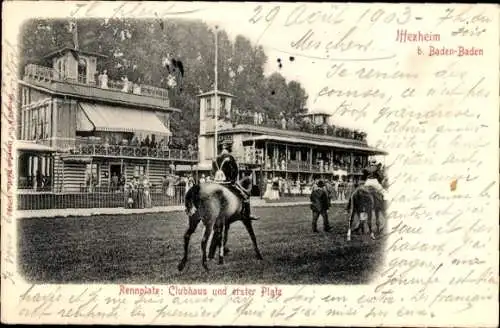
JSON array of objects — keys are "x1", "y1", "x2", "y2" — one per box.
[{"x1": 43, "y1": 47, "x2": 108, "y2": 60}]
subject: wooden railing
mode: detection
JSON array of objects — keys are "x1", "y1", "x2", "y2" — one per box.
[
  {"x1": 231, "y1": 113, "x2": 368, "y2": 142},
  {"x1": 24, "y1": 64, "x2": 170, "y2": 100},
  {"x1": 69, "y1": 144, "x2": 198, "y2": 161}
]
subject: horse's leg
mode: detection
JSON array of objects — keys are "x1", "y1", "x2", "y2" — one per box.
[
  {"x1": 178, "y1": 214, "x2": 201, "y2": 271},
  {"x1": 218, "y1": 218, "x2": 226, "y2": 265},
  {"x1": 347, "y1": 197, "x2": 355, "y2": 242},
  {"x1": 241, "y1": 218, "x2": 263, "y2": 260},
  {"x1": 201, "y1": 223, "x2": 213, "y2": 271},
  {"x1": 223, "y1": 222, "x2": 230, "y2": 255},
  {"x1": 347, "y1": 210, "x2": 355, "y2": 242},
  {"x1": 208, "y1": 226, "x2": 220, "y2": 260},
  {"x1": 209, "y1": 221, "x2": 231, "y2": 259},
  {"x1": 368, "y1": 205, "x2": 376, "y2": 240}
]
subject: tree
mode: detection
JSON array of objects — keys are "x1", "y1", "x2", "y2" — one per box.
[{"x1": 19, "y1": 18, "x2": 309, "y2": 147}]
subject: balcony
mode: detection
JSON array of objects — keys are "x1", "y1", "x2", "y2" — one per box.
[
  {"x1": 238, "y1": 155, "x2": 364, "y2": 174},
  {"x1": 229, "y1": 112, "x2": 367, "y2": 143},
  {"x1": 65, "y1": 144, "x2": 198, "y2": 162},
  {"x1": 23, "y1": 64, "x2": 171, "y2": 110}
]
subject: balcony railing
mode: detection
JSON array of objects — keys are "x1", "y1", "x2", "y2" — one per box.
[
  {"x1": 24, "y1": 64, "x2": 170, "y2": 100},
  {"x1": 229, "y1": 112, "x2": 367, "y2": 142},
  {"x1": 68, "y1": 144, "x2": 198, "y2": 161},
  {"x1": 240, "y1": 157, "x2": 363, "y2": 174}
]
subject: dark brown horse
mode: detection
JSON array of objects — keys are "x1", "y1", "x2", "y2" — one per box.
[
  {"x1": 178, "y1": 178, "x2": 263, "y2": 272},
  {"x1": 346, "y1": 177, "x2": 388, "y2": 241}
]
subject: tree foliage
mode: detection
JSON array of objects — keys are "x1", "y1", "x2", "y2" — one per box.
[{"x1": 20, "y1": 18, "x2": 308, "y2": 146}]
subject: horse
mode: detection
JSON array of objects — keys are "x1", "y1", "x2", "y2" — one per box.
[
  {"x1": 346, "y1": 176, "x2": 388, "y2": 241},
  {"x1": 178, "y1": 177, "x2": 263, "y2": 272}
]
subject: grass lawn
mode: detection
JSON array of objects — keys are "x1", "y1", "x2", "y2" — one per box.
[{"x1": 18, "y1": 205, "x2": 384, "y2": 285}]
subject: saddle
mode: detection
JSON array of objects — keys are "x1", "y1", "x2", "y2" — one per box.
[{"x1": 226, "y1": 182, "x2": 250, "y2": 202}]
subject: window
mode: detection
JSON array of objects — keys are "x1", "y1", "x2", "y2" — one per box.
[
  {"x1": 31, "y1": 107, "x2": 38, "y2": 140},
  {"x1": 85, "y1": 163, "x2": 99, "y2": 186},
  {"x1": 206, "y1": 98, "x2": 213, "y2": 117},
  {"x1": 134, "y1": 165, "x2": 145, "y2": 177},
  {"x1": 78, "y1": 58, "x2": 88, "y2": 84},
  {"x1": 28, "y1": 104, "x2": 51, "y2": 140},
  {"x1": 220, "y1": 97, "x2": 226, "y2": 118}
]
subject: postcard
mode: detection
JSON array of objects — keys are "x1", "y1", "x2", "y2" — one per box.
[{"x1": 1, "y1": 1, "x2": 498, "y2": 326}]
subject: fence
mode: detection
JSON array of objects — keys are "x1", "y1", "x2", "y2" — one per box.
[
  {"x1": 17, "y1": 185, "x2": 187, "y2": 211},
  {"x1": 17, "y1": 183, "x2": 355, "y2": 211}
]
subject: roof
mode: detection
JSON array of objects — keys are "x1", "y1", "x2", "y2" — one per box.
[
  {"x1": 242, "y1": 135, "x2": 387, "y2": 155},
  {"x1": 214, "y1": 124, "x2": 369, "y2": 148},
  {"x1": 15, "y1": 140, "x2": 56, "y2": 152},
  {"x1": 19, "y1": 80, "x2": 178, "y2": 112},
  {"x1": 197, "y1": 90, "x2": 235, "y2": 98},
  {"x1": 43, "y1": 47, "x2": 108, "y2": 60}
]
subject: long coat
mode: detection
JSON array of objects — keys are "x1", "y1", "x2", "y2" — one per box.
[{"x1": 310, "y1": 187, "x2": 330, "y2": 213}]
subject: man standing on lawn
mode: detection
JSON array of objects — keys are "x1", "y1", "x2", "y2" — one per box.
[{"x1": 310, "y1": 180, "x2": 331, "y2": 233}]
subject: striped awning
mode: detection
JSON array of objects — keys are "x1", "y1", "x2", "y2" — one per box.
[{"x1": 78, "y1": 103, "x2": 171, "y2": 135}]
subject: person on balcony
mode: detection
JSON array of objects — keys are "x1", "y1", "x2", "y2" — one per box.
[
  {"x1": 129, "y1": 64, "x2": 142, "y2": 94},
  {"x1": 101, "y1": 70, "x2": 108, "y2": 89},
  {"x1": 121, "y1": 76, "x2": 130, "y2": 93},
  {"x1": 212, "y1": 144, "x2": 259, "y2": 221}
]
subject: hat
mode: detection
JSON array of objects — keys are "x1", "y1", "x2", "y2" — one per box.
[{"x1": 317, "y1": 180, "x2": 325, "y2": 188}]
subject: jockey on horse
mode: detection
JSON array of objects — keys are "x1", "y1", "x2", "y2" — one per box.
[{"x1": 212, "y1": 144, "x2": 260, "y2": 221}]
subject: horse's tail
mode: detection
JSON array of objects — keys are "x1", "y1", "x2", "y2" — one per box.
[{"x1": 184, "y1": 184, "x2": 201, "y2": 216}]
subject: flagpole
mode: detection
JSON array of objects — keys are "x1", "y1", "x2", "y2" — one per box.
[
  {"x1": 214, "y1": 25, "x2": 219, "y2": 158},
  {"x1": 72, "y1": 20, "x2": 79, "y2": 50}
]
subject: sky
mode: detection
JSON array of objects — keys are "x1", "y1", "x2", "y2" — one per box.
[{"x1": 195, "y1": 3, "x2": 369, "y2": 132}]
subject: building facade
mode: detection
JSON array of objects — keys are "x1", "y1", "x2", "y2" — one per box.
[
  {"x1": 17, "y1": 47, "x2": 197, "y2": 193},
  {"x1": 193, "y1": 91, "x2": 387, "y2": 195}
]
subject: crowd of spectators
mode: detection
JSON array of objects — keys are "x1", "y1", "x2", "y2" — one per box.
[{"x1": 228, "y1": 110, "x2": 367, "y2": 141}]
